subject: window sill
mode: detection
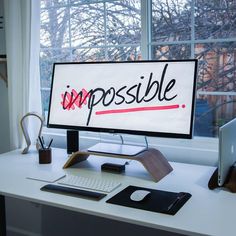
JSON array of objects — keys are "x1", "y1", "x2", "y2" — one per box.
[{"x1": 42, "y1": 129, "x2": 218, "y2": 167}]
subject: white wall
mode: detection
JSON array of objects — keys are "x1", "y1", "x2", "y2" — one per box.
[
  {"x1": 0, "y1": 0, "x2": 10, "y2": 154},
  {"x1": 0, "y1": 0, "x2": 6, "y2": 55},
  {"x1": 0, "y1": 78, "x2": 9, "y2": 153}
]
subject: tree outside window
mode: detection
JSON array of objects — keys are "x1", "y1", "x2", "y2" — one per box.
[{"x1": 40, "y1": 0, "x2": 236, "y2": 137}]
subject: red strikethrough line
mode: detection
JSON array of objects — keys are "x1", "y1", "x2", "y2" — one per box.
[{"x1": 95, "y1": 104, "x2": 180, "y2": 115}]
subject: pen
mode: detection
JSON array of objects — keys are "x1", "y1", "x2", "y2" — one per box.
[
  {"x1": 167, "y1": 193, "x2": 186, "y2": 212},
  {"x1": 42, "y1": 136, "x2": 45, "y2": 145},
  {"x1": 38, "y1": 136, "x2": 45, "y2": 149},
  {"x1": 47, "y1": 139, "x2": 53, "y2": 149}
]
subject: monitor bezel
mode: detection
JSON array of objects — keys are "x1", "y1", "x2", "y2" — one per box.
[{"x1": 47, "y1": 59, "x2": 198, "y2": 139}]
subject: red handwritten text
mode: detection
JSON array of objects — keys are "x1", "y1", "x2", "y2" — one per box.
[{"x1": 61, "y1": 88, "x2": 90, "y2": 110}]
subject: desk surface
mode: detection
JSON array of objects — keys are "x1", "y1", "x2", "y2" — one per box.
[{"x1": 0, "y1": 148, "x2": 234, "y2": 236}]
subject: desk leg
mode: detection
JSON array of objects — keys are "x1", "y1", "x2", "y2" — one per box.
[{"x1": 0, "y1": 195, "x2": 6, "y2": 236}]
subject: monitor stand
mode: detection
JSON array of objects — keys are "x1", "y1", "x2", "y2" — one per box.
[
  {"x1": 63, "y1": 146, "x2": 173, "y2": 182},
  {"x1": 87, "y1": 142, "x2": 147, "y2": 156}
]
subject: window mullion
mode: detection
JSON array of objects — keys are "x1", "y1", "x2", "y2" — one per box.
[
  {"x1": 141, "y1": 0, "x2": 151, "y2": 60},
  {"x1": 103, "y1": 1, "x2": 108, "y2": 60},
  {"x1": 68, "y1": 1, "x2": 72, "y2": 60},
  {"x1": 190, "y1": 0, "x2": 195, "y2": 58}
]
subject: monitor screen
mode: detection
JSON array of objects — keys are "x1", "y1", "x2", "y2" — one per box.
[{"x1": 47, "y1": 60, "x2": 197, "y2": 139}]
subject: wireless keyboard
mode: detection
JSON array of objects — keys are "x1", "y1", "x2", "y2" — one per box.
[{"x1": 58, "y1": 175, "x2": 121, "y2": 193}]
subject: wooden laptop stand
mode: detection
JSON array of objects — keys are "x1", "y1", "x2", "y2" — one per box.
[
  {"x1": 63, "y1": 148, "x2": 173, "y2": 182},
  {"x1": 208, "y1": 166, "x2": 236, "y2": 193}
]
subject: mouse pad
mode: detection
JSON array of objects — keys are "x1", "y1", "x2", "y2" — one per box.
[{"x1": 106, "y1": 185, "x2": 191, "y2": 215}]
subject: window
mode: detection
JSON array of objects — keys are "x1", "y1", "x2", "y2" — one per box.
[
  {"x1": 40, "y1": 0, "x2": 141, "y2": 115},
  {"x1": 40, "y1": 0, "x2": 236, "y2": 139},
  {"x1": 151, "y1": 0, "x2": 236, "y2": 137}
]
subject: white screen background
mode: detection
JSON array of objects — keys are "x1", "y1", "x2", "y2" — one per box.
[{"x1": 48, "y1": 61, "x2": 196, "y2": 135}]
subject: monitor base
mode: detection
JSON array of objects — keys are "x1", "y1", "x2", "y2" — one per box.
[
  {"x1": 87, "y1": 142, "x2": 147, "y2": 156},
  {"x1": 63, "y1": 147, "x2": 173, "y2": 182}
]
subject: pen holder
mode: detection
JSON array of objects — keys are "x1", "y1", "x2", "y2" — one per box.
[{"x1": 39, "y1": 148, "x2": 52, "y2": 164}]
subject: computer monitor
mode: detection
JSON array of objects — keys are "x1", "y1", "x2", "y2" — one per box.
[{"x1": 47, "y1": 60, "x2": 197, "y2": 155}]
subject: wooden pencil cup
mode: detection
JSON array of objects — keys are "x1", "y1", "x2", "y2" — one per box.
[{"x1": 39, "y1": 148, "x2": 52, "y2": 164}]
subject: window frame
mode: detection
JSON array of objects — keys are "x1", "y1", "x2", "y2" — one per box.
[{"x1": 40, "y1": 0, "x2": 234, "y2": 166}]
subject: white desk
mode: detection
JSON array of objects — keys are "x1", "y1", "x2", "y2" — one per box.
[{"x1": 0, "y1": 148, "x2": 235, "y2": 236}]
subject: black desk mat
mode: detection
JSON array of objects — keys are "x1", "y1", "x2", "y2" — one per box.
[{"x1": 106, "y1": 185, "x2": 191, "y2": 215}]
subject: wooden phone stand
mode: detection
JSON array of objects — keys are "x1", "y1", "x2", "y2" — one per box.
[
  {"x1": 208, "y1": 166, "x2": 236, "y2": 192},
  {"x1": 63, "y1": 148, "x2": 173, "y2": 182}
]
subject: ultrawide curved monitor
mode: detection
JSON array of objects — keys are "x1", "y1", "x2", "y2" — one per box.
[{"x1": 47, "y1": 60, "x2": 197, "y2": 139}]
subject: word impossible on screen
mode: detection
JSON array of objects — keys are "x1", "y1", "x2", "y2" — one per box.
[{"x1": 48, "y1": 60, "x2": 197, "y2": 138}]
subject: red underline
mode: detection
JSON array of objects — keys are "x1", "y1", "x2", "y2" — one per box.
[{"x1": 95, "y1": 104, "x2": 181, "y2": 115}]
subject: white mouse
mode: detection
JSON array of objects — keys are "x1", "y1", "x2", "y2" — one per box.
[{"x1": 130, "y1": 190, "x2": 151, "y2": 202}]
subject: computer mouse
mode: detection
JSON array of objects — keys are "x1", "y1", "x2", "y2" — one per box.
[{"x1": 130, "y1": 190, "x2": 151, "y2": 202}]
